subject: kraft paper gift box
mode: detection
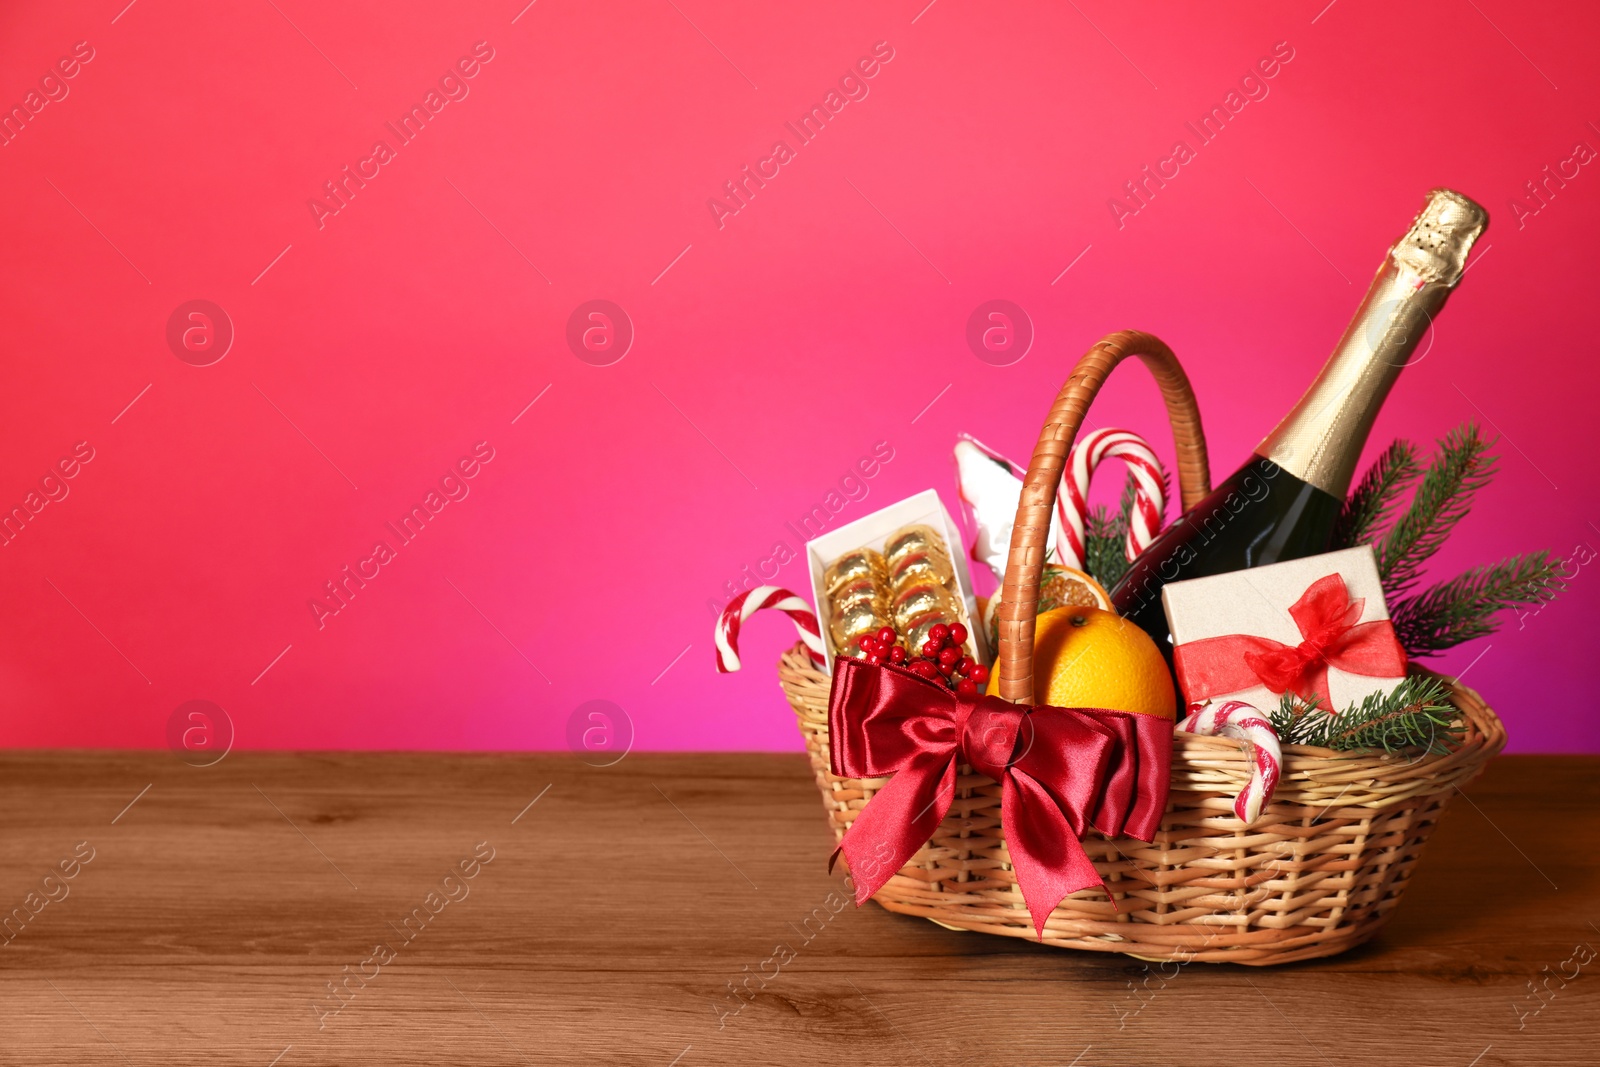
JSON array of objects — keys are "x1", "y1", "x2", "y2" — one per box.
[{"x1": 1160, "y1": 545, "x2": 1408, "y2": 714}]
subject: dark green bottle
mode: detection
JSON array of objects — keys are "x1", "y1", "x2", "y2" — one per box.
[{"x1": 1110, "y1": 189, "x2": 1488, "y2": 659}]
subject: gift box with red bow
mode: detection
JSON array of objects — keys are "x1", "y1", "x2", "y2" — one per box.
[{"x1": 1162, "y1": 545, "x2": 1408, "y2": 714}]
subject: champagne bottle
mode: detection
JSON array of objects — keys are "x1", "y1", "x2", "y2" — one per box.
[{"x1": 1110, "y1": 188, "x2": 1488, "y2": 658}]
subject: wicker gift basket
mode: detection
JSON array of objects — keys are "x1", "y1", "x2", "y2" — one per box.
[{"x1": 777, "y1": 330, "x2": 1506, "y2": 966}]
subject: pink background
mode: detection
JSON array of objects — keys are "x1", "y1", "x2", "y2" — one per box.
[{"x1": 0, "y1": 0, "x2": 1594, "y2": 753}]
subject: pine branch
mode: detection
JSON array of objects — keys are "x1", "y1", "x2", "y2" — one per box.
[
  {"x1": 1390, "y1": 552, "x2": 1567, "y2": 656},
  {"x1": 1376, "y1": 423, "x2": 1497, "y2": 600},
  {"x1": 1084, "y1": 469, "x2": 1166, "y2": 590},
  {"x1": 1335, "y1": 421, "x2": 1567, "y2": 658},
  {"x1": 1270, "y1": 675, "x2": 1459, "y2": 754},
  {"x1": 1332, "y1": 439, "x2": 1421, "y2": 549},
  {"x1": 1083, "y1": 501, "x2": 1129, "y2": 589},
  {"x1": 1266, "y1": 696, "x2": 1304, "y2": 740}
]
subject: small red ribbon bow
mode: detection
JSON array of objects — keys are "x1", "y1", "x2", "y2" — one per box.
[
  {"x1": 827, "y1": 657, "x2": 1171, "y2": 940},
  {"x1": 1173, "y1": 572, "x2": 1408, "y2": 709}
]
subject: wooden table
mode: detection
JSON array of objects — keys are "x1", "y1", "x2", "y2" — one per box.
[{"x1": 1, "y1": 752, "x2": 1594, "y2": 1066}]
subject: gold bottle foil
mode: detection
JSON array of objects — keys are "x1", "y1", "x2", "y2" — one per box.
[
  {"x1": 1255, "y1": 189, "x2": 1488, "y2": 499},
  {"x1": 823, "y1": 548, "x2": 888, "y2": 594}
]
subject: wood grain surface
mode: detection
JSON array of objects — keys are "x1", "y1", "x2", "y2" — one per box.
[{"x1": 0, "y1": 751, "x2": 1594, "y2": 1066}]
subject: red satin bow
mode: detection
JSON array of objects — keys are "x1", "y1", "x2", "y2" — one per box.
[
  {"x1": 826, "y1": 657, "x2": 1171, "y2": 940},
  {"x1": 1173, "y1": 572, "x2": 1407, "y2": 709}
]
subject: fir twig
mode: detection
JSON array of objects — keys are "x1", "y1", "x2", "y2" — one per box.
[
  {"x1": 1338, "y1": 422, "x2": 1567, "y2": 657},
  {"x1": 1376, "y1": 423, "x2": 1496, "y2": 599},
  {"x1": 1390, "y1": 552, "x2": 1567, "y2": 656},
  {"x1": 1332, "y1": 439, "x2": 1421, "y2": 550},
  {"x1": 1083, "y1": 498, "x2": 1129, "y2": 590},
  {"x1": 1269, "y1": 675, "x2": 1459, "y2": 754},
  {"x1": 1084, "y1": 469, "x2": 1166, "y2": 590}
]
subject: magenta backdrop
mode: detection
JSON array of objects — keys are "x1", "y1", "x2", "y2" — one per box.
[{"x1": 0, "y1": 1, "x2": 1595, "y2": 753}]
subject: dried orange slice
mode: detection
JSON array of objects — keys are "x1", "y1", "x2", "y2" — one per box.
[
  {"x1": 982, "y1": 565, "x2": 1114, "y2": 651},
  {"x1": 1038, "y1": 565, "x2": 1113, "y2": 613}
]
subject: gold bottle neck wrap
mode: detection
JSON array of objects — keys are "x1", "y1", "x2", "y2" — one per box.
[{"x1": 1255, "y1": 189, "x2": 1488, "y2": 498}]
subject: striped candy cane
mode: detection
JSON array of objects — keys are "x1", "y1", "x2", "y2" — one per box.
[
  {"x1": 1056, "y1": 428, "x2": 1167, "y2": 571},
  {"x1": 714, "y1": 586, "x2": 827, "y2": 673},
  {"x1": 1178, "y1": 700, "x2": 1282, "y2": 825}
]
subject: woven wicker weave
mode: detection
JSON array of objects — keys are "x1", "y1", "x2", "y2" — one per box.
[{"x1": 783, "y1": 330, "x2": 1507, "y2": 965}]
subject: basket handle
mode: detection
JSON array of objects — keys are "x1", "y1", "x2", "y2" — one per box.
[{"x1": 996, "y1": 330, "x2": 1211, "y2": 704}]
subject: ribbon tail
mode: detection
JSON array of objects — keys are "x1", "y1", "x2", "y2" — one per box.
[
  {"x1": 1297, "y1": 662, "x2": 1334, "y2": 711},
  {"x1": 1002, "y1": 774, "x2": 1106, "y2": 941},
  {"x1": 1121, "y1": 715, "x2": 1173, "y2": 842},
  {"x1": 836, "y1": 758, "x2": 955, "y2": 907},
  {"x1": 1325, "y1": 619, "x2": 1410, "y2": 681}
]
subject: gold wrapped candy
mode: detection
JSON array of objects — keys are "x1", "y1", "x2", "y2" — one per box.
[
  {"x1": 890, "y1": 548, "x2": 955, "y2": 590},
  {"x1": 829, "y1": 598, "x2": 892, "y2": 650},
  {"x1": 891, "y1": 581, "x2": 960, "y2": 631},
  {"x1": 835, "y1": 632, "x2": 884, "y2": 661},
  {"x1": 884, "y1": 525, "x2": 945, "y2": 571},
  {"x1": 824, "y1": 547, "x2": 893, "y2": 658},
  {"x1": 903, "y1": 612, "x2": 966, "y2": 656},
  {"x1": 893, "y1": 581, "x2": 963, "y2": 653},
  {"x1": 825, "y1": 523, "x2": 980, "y2": 663},
  {"x1": 884, "y1": 522, "x2": 978, "y2": 661},
  {"x1": 829, "y1": 575, "x2": 884, "y2": 612},
  {"x1": 823, "y1": 548, "x2": 889, "y2": 594}
]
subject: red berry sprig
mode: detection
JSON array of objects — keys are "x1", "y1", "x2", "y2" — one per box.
[
  {"x1": 904, "y1": 621, "x2": 990, "y2": 696},
  {"x1": 856, "y1": 625, "x2": 906, "y2": 667}
]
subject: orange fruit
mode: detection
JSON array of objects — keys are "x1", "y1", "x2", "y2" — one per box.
[{"x1": 987, "y1": 606, "x2": 1175, "y2": 720}]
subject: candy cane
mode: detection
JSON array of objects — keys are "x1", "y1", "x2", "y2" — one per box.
[
  {"x1": 1177, "y1": 700, "x2": 1282, "y2": 825},
  {"x1": 1056, "y1": 428, "x2": 1167, "y2": 571},
  {"x1": 715, "y1": 586, "x2": 827, "y2": 673}
]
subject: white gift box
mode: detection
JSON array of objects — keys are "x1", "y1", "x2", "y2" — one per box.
[
  {"x1": 1160, "y1": 545, "x2": 1407, "y2": 714},
  {"x1": 804, "y1": 489, "x2": 988, "y2": 672}
]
